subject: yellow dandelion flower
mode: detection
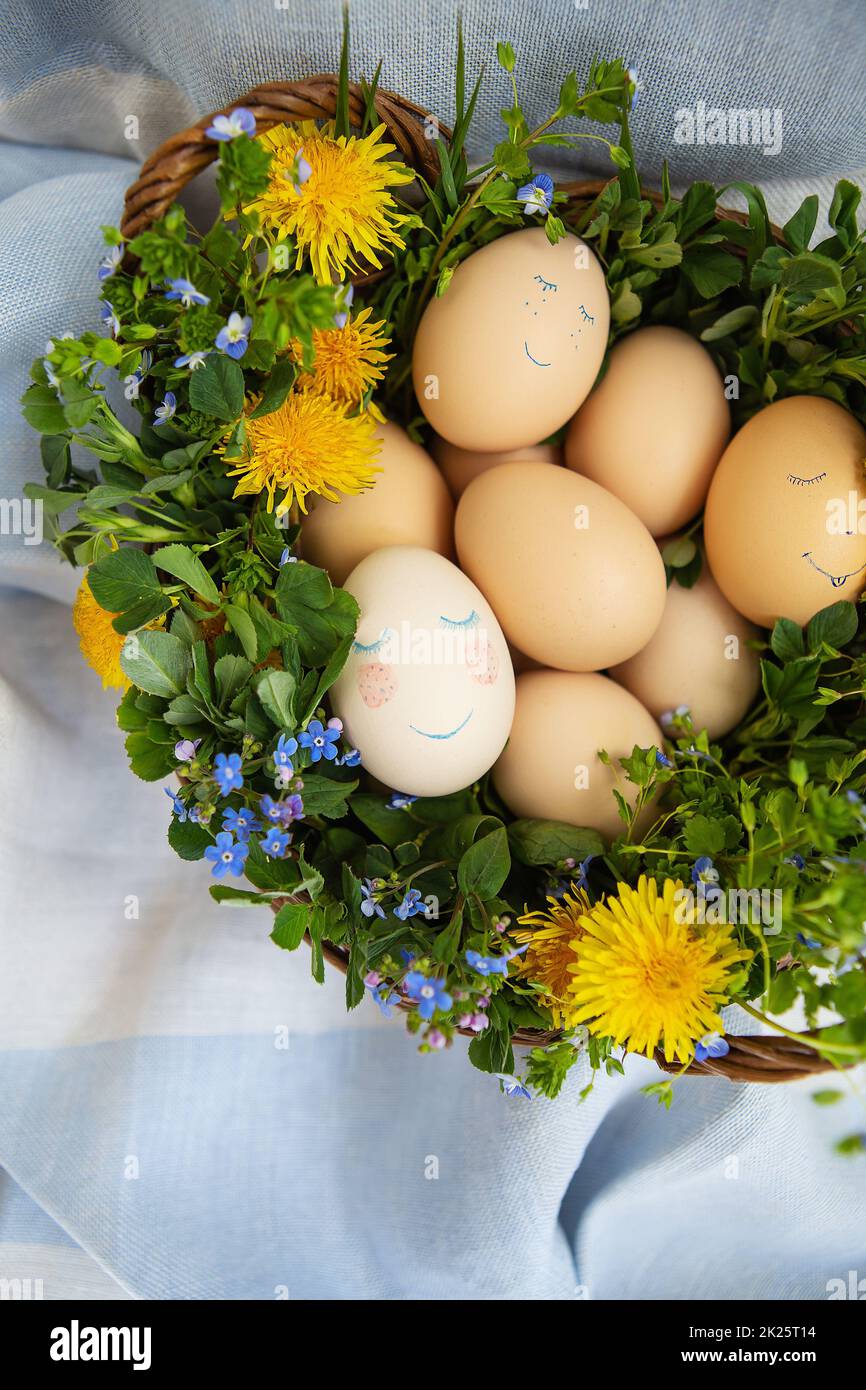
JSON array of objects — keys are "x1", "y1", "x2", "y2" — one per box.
[
  {"x1": 566, "y1": 875, "x2": 751, "y2": 1065},
  {"x1": 243, "y1": 121, "x2": 414, "y2": 284},
  {"x1": 226, "y1": 390, "x2": 381, "y2": 514},
  {"x1": 72, "y1": 573, "x2": 130, "y2": 691},
  {"x1": 295, "y1": 307, "x2": 393, "y2": 420},
  {"x1": 512, "y1": 890, "x2": 591, "y2": 1030}
]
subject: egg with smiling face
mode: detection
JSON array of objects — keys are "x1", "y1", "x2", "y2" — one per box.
[
  {"x1": 330, "y1": 547, "x2": 516, "y2": 797},
  {"x1": 704, "y1": 396, "x2": 866, "y2": 627},
  {"x1": 412, "y1": 228, "x2": 610, "y2": 451}
]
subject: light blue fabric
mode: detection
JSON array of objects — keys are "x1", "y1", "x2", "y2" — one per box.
[{"x1": 1, "y1": 0, "x2": 865, "y2": 1301}]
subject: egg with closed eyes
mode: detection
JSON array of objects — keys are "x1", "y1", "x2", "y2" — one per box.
[
  {"x1": 704, "y1": 396, "x2": 866, "y2": 626},
  {"x1": 412, "y1": 228, "x2": 609, "y2": 451},
  {"x1": 330, "y1": 547, "x2": 515, "y2": 797}
]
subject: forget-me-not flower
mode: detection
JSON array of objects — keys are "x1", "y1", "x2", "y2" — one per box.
[
  {"x1": 213, "y1": 751, "x2": 243, "y2": 796},
  {"x1": 298, "y1": 718, "x2": 340, "y2": 763},
  {"x1": 404, "y1": 971, "x2": 452, "y2": 1020},
  {"x1": 205, "y1": 832, "x2": 249, "y2": 878}
]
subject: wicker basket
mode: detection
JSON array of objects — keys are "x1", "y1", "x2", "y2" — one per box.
[{"x1": 127, "y1": 78, "x2": 845, "y2": 1085}]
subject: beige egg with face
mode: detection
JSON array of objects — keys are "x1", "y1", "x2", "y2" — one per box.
[
  {"x1": 432, "y1": 438, "x2": 562, "y2": 499},
  {"x1": 704, "y1": 396, "x2": 866, "y2": 627},
  {"x1": 413, "y1": 228, "x2": 610, "y2": 451},
  {"x1": 300, "y1": 422, "x2": 453, "y2": 586},
  {"x1": 455, "y1": 461, "x2": 667, "y2": 671},
  {"x1": 609, "y1": 562, "x2": 761, "y2": 738},
  {"x1": 330, "y1": 547, "x2": 515, "y2": 797},
  {"x1": 493, "y1": 670, "x2": 662, "y2": 839},
  {"x1": 565, "y1": 326, "x2": 731, "y2": 536}
]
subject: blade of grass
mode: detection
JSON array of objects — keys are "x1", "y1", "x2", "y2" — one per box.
[{"x1": 334, "y1": 5, "x2": 351, "y2": 139}]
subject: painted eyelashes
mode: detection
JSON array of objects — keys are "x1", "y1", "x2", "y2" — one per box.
[{"x1": 787, "y1": 471, "x2": 827, "y2": 486}]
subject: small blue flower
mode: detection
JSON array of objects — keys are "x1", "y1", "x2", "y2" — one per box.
[
  {"x1": 174, "y1": 351, "x2": 210, "y2": 370},
  {"x1": 221, "y1": 806, "x2": 261, "y2": 841},
  {"x1": 174, "y1": 738, "x2": 201, "y2": 762},
  {"x1": 165, "y1": 277, "x2": 210, "y2": 307},
  {"x1": 164, "y1": 787, "x2": 188, "y2": 821},
  {"x1": 205, "y1": 107, "x2": 257, "y2": 141},
  {"x1": 797, "y1": 932, "x2": 822, "y2": 951},
  {"x1": 279, "y1": 793, "x2": 304, "y2": 825},
  {"x1": 100, "y1": 301, "x2": 120, "y2": 336},
  {"x1": 574, "y1": 854, "x2": 595, "y2": 891},
  {"x1": 213, "y1": 751, "x2": 243, "y2": 796},
  {"x1": 661, "y1": 705, "x2": 691, "y2": 728},
  {"x1": 692, "y1": 856, "x2": 718, "y2": 889},
  {"x1": 368, "y1": 982, "x2": 400, "y2": 1018},
  {"x1": 334, "y1": 282, "x2": 354, "y2": 329},
  {"x1": 340, "y1": 747, "x2": 362, "y2": 768},
  {"x1": 626, "y1": 64, "x2": 641, "y2": 111},
  {"x1": 189, "y1": 804, "x2": 211, "y2": 825},
  {"x1": 685, "y1": 744, "x2": 711, "y2": 762},
  {"x1": 283, "y1": 147, "x2": 312, "y2": 191},
  {"x1": 215, "y1": 312, "x2": 252, "y2": 359},
  {"x1": 656, "y1": 748, "x2": 673, "y2": 769},
  {"x1": 261, "y1": 826, "x2": 291, "y2": 858},
  {"x1": 394, "y1": 888, "x2": 424, "y2": 921},
  {"x1": 496, "y1": 1073, "x2": 532, "y2": 1099},
  {"x1": 97, "y1": 243, "x2": 123, "y2": 281},
  {"x1": 260, "y1": 794, "x2": 283, "y2": 824},
  {"x1": 785, "y1": 853, "x2": 806, "y2": 870},
  {"x1": 465, "y1": 945, "x2": 528, "y2": 977},
  {"x1": 516, "y1": 170, "x2": 554, "y2": 217},
  {"x1": 360, "y1": 879, "x2": 386, "y2": 919},
  {"x1": 694, "y1": 1032, "x2": 729, "y2": 1063},
  {"x1": 404, "y1": 971, "x2": 452, "y2": 1020},
  {"x1": 205, "y1": 831, "x2": 249, "y2": 878},
  {"x1": 298, "y1": 718, "x2": 340, "y2": 763},
  {"x1": 387, "y1": 792, "x2": 417, "y2": 810},
  {"x1": 279, "y1": 547, "x2": 298, "y2": 566},
  {"x1": 272, "y1": 733, "x2": 299, "y2": 776},
  {"x1": 154, "y1": 391, "x2": 177, "y2": 426}
]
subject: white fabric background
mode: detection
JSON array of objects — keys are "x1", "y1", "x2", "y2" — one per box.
[{"x1": 1, "y1": 0, "x2": 865, "y2": 1301}]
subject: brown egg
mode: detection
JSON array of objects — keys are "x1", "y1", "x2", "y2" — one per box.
[
  {"x1": 432, "y1": 439, "x2": 562, "y2": 499},
  {"x1": 493, "y1": 670, "x2": 662, "y2": 839},
  {"x1": 704, "y1": 396, "x2": 866, "y2": 627},
  {"x1": 412, "y1": 228, "x2": 609, "y2": 451},
  {"x1": 455, "y1": 461, "x2": 666, "y2": 670},
  {"x1": 564, "y1": 326, "x2": 730, "y2": 536},
  {"x1": 609, "y1": 561, "x2": 761, "y2": 738},
  {"x1": 300, "y1": 422, "x2": 453, "y2": 585}
]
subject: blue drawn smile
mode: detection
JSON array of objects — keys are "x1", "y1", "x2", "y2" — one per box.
[
  {"x1": 524, "y1": 340, "x2": 551, "y2": 367},
  {"x1": 802, "y1": 551, "x2": 866, "y2": 588},
  {"x1": 409, "y1": 709, "x2": 474, "y2": 740}
]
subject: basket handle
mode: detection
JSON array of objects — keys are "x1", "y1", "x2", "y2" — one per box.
[{"x1": 120, "y1": 76, "x2": 448, "y2": 242}]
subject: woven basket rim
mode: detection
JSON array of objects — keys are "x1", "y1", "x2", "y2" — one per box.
[{"x1": 145, "y1": 76, "x2": 837, "y2": 1086}]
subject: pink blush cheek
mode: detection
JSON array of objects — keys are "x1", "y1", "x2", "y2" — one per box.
[
  {"x1": 357, "y1": 662, "x2": 398, "y2": 708},
  {"x1": 468, "y1": 641, "x2": 499, "y2": 686}
]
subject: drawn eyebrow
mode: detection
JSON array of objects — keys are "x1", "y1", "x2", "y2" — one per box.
[
  {"x1": 439, "y1": 610, "x2": 480, "y2": 630},
  {"x1": 351, "y1": 628, "x2": 392, "y2": 653},
  {"x1": 578, "y1": 304, "x2": 595, "y2": 323},
  {"x1": 787, "y1": 472, "x2": 827, "y2": 486},
  {"x1": 534, "y1": 274, "x2": 558, "y2": 291}
]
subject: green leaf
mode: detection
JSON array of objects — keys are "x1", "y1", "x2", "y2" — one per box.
[
  {"x1": 770, "y1": 617, "x2": 805, "y2": 663},
  {"x1": 457, "y1": 827, "x2": 510, "y2": 899},
  {"x1": 699, "y1": 304, "x2": 760, "y2": 341},
  {"x1": 224, "y1": 603, "x2": 259, "y2": 661},
  {"x1": 87, "y1": 547, "x2": 163, "y2": 614},
  {"x1": 168, "y1": 815, "x2": 213, "y2": 860},
  {"x1": 779, "y1": 252, "x2": 842, "y2": 307},
  {"x1": 275, "y1": 562, "x2": 358, "y2": 666},
  {"x1": 681, "y1": 246, "x2": 743, "y2": 298},
  {"x1": 828, "y1": 179, "x2": 861, "y2": 249},
  {"x1": 209, "y1": 885, "x2": 274, "y2": 905},
  {"x1": 254, "y1": 668, "x2": 296, "y2": 728},
  {"x1": 22, "y1": 483, "x2": 85, "y2": 516},
  {"x1": 682, "y1": 814, "x2": 725, "y2": 857},
  {"x1": 124, "y1": 731, "x2": 177, "y2": 780},
  {"x1": 492, "y1": 141, "x2": 531, "y2": 181},
  {"x1": 270, "y1": 901, "x2": 311, "y2": 951},
  {"x1": 508, "y1": 819, "x2": 604, "y2": 868},
  {"x1": 120, "y1": 629, "x2": 191, "y2": 698},
  {"x1": 248, "y1": 358, "x2": 297, "y2": 418},
  {"x1": 214, "y1": 653, "x2": 253, "y2": 706},
  {"x1": 188, "y1": 354, "x2": 245, "y2": 420},
  {"x1": 21, "y1": 384, "x2": 68, "y2": 433},
  {"x1": 783, "y1": 196, "x2": 818, "y2": 254},
  {"x1": 350, "y1": 793, "x2": 409, "y2": 847},
  {"x1": 811, "y1": 1089, "x2": 844, "y2": 1106},
  {"x1": 153, "y1": 544, "x2": 220, "y2": 603},
  {"x1": 806, "y1": 601, "x2": 858, "y2": 652},
  {"x1": 297, "y1": 776, "x2": 356, "y2": 820}
]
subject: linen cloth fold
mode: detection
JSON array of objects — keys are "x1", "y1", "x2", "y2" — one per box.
[{"x1": 1, "y1": 0, "x2": 864, "y2": 1300}]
